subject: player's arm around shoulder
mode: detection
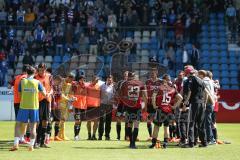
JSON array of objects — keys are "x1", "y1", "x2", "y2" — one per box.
[{"x1": 38, "y1": 80, "x2": 46, "y2": 97}]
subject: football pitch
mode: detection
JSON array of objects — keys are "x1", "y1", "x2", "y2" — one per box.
[{"x1": 1, "y1": 122, "x2": 240, "y2": 160}]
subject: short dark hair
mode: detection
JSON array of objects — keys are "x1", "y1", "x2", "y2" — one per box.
[
  {"x1": 26, "y1": 66, "x2": 36, "y2": 75},
  {"x1": 38, "y1": 63, "x2": 46, "y2": 69},
  {"x1": 22, "y1": 64, "x2": 29, "y2": 73},
  {"x1": 162, "y1": 74, "x2": 171, "y2": 80},
  {"x1": 198, "y1": 70, "x2": 207, "y2": 77},
  {"x1": 54, "y1": 75, "x2": 63, "y2": 81}
]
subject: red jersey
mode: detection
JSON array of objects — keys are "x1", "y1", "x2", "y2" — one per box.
[
  {"x1": 155, "y1": 84, "x2": 177, "y2": 113},
  {"x1": 119, "y1": 80, "x2": 145, "y2": 109},
  {"x1": 145, "y1": 78, "x2": 162, "y2": 104}
]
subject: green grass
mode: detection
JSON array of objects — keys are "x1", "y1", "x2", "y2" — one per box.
[{"x1": 1, "y1": 122, "x2": 240, "y2": 160}]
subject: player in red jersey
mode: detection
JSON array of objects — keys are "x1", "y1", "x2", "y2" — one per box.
[
  {"x1": 119, "y1": 72, "x2": 147, "y2": 149},
  {"x1": 149, "y1": 79, "x2": 183, "y2": 149},
  {"x1": 145, "y1": 68, "x2": 162, "y2": 140}
]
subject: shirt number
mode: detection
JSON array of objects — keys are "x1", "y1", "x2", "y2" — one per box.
[
  {"x1": 162, "y1": 91, "x2": 171, "y2": 104},
  {"x1": 128, "y1": 86, "x2": 140, "y2": 101}
]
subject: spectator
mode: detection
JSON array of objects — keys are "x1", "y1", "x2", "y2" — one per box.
[
  {"x1": 7, "y1": 8, "x2": 16, "y2": 25},
  {"x1": 17, "y1": 6, "x2": 26, "y2": 25},
  {"x1": 174, "y1": 17, "x2": 184, "y2": 45},
  {"x1": 8, "y1": 48, "x2": 15, "y2": 69},
  {"x1": 188, "y1": 18, "x2": 200, "y2": 44},
  {"x1": 190, "y1": 44, "x2": 200, "y2": 69},
  {"x1": 74, "y1": 23, "x2": 83, "y2": 43},
  {"x1": 165, "y1": 45, "x2": 175, "y2": 70},
  {"x1": 22, "y1": 50, "x2": 35, "y2": 66},
  {"x1": 0, "y1": 48, "x2": 5, "y2": 62},
  {"x1": 0, "y1": 7, "x2": 7, "y2": 24},
  {"x1": 0, "y1": 60, "x2": 7, "y2": 86},
  {"x1": 54, "y1": 26, "x2": 64, "y2": 55},
  {"x1": 24, "y1": 8, "x2": 35, "y2": 24},
  {"x1": 96, "y1": 16, "x2": 106, "y2": 34},
  {"x1": 89, "y1": 31, "x2": 98, "y2": 55},
  {"x1": 182, "y1": 47, "x2": 189, "y2": 67},
  {"x1": 78, "y1": 33, "x2": 89, "y2": 54},
  {"x1": 34, "y1": 24, "x2": 45, "y2": 42},
  {"x1": 226, "y1": 4, "x2": 236, "y2": 32},
  {"x1": 87, "y1": 14, "x2": 97, "y2": 29},
  {"x1": 49, "y1": 8, "x2": 57, "y2": 27},
  {"x1": 107, "y1": 10, "x2": 117, "y2": 28},
  {"x1": 97, "y1": 34, "x2": 107, "y2": 55}
]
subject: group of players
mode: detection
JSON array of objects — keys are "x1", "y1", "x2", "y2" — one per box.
[{"x1": 9, "y1": 62, "x2": 221, "y2": 151}]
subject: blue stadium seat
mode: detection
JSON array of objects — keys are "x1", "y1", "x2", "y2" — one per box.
[
  {"x1": 231, "y1": 85, "x2": 239, "y2": 90},
  {"x1": 210, "y1": 57, "x2": 219, "y2": 64},
  {"x1": 200, "y1": 31, "x2": 208, "y2": 38},
  {"x1": 158, "y1": 49, "x2": 164, "y2": 56},
  {"x1": 210, "y1": 38, "x2": 218, "y2": 44},
  {"x1": 210, "y1": 44, "x2": 219, "y2": 51},
  {"x1": 219, "y1": 31, "x2": 226, "y2": 38},
  {"x1": 53, "y1": 55, "x2": 62, "y2": 63},
  {"x1": 201, "y1": 44, "x2": 209, "y2": 50},
  {"x1": 221, "y1": 71, "x2": 229, "y2": 78},
  {"x1": 150, "y1": 43, "x2": 158, "y2": 49},
  {"x1": 220, "y1": 57, "x2": 228, "y2": 64},
  {"x1": 126, "y1": 31, "x2": 134, "y2": 38},
  {"x1": 141, "y1": 43, "x2": 150, "y2": 50},
  {"x1": 218, "y1": 19, "x2": 224, "y2": 25},
  {"x1": 150, "y1": 37, "x2": 158, "y2": 43},
  {"x1": 220, "y1": 51, "x2": 227, "y2": 57},
  {"x1": 219, "y1": 44, "x2": 227, "y2": 50},
  {"x1": 229, "y1": 57, "x2": 236, "y2": 63},
  {"x1": 185, "y1": 43, "x2": 192, "y2": 50},
  {"x1": 150, "y1": 50, "x2": 157, "y2": 57},
  {"x1": 212, "y1": 64, "x2": 219, "y2": 70},
  {"x1": 230, "y1": 78, "x2": 238, "y2": 85},
  {"x1": 210, "y1": 25, "x2": 217, "y2": 31},
  {"x1": 219, "y1": 37, "x2": 227, "y2": 44},
  {"x1": 52, "y1": 63, "x2": 60, "y2": 70},
  {"x1": 229, "y1": 51, "x2": 236, "y2": 57},
  {"x1": 213, "y1": 70, "x2": 220, "y2": 78},
  {"x1": 230, "y1": 71, "x2": 238, "y2": 78},
  {"x1": 202, "y1": 50, "x2": 209, "y2": 58},
  {"x1": 210, "y1": 32, "x2": 217, "y2": 38},
  {"x1": 230, "y1": 64, "x2": 238, "y2": 71},
  {"x1": 201, "y1": 57, "x2": 209, "y2": 64},
  {"x1": 202, "y1": 64, "x2": 210, "y2": 69},
  {"x1": 222, "y1": 85, "x2": 230, "y2": 89},
  {"x1": 221, "y1": 78, "x2": 230, "y2": 85},
  {"x1": 201, "y1": 25, "x2": 208, "y2": 31},
  {"x1": 217, "y1": 13, "x2": 224, "y2": 19},
  {"x1": 201, "y1": 37, "x2": 208, "y2": 44},
  {"x1": 218, "y1": 25, "x2": 225, "y2": 32},
  {"x1": 221, "y1": 64, "x2": 229, "y2": 70},
  {"x1": 62, "y1": 55, "x2": 71, "y2": 62},
  {"x1": 210, "y1": 13, "x2": 216, "y2": 19},
  {"x1": 209, "y1": 51, "x2": 218, "y2": 57},
  {"x1": 209, "y1": 19, "x2": 216, "y2": 25},
  {"x1": 128, "y1": 54, "x2": 136, "y2": 63}
]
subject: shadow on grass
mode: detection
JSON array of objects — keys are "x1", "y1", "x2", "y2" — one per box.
[{"x1": 0, "y1": 140, "x2": 29, "y2": 150}]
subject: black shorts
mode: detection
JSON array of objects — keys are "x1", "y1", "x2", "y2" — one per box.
[
  {"x1": 39, "y1": 99, "x2": 50, "y2": 121},
  {"x1": 14, "y1": 103, "x2": 20, "y2": 119},
  {"x1": 85, "y1": 107, "x2": 100, "y2": 121},
  {"x1": 51, "y1": 109, "x2": 61, "y2": 122},
  {"x1": 147, "y1": 104, "x2": 155, "y2": 120},
  {"x1": 116, "y1": 104, "x2": 126, "y2": 117},
  {"x1": 153, "y1": 109, "x2": 175, "y2": 127},
  {"x1": 125, "y1": 107, "x2": 141, "y2": 123},
  {"x1": 74, "y1": 108, "x2": 86, "y2": 121}
]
